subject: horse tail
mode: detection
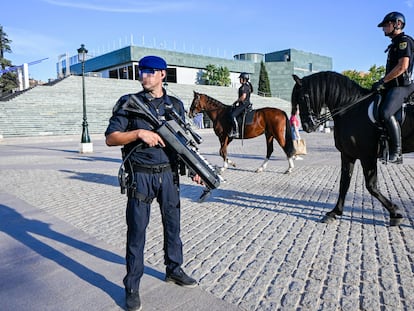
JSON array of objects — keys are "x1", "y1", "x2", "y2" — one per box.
[{"x1": 282, "y1": 111, "x2": 296, "y2": 158}]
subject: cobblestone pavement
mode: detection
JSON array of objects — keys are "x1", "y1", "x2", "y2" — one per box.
[{"x1": 0, "y1": 130, "x2": 413, "y2": 311}]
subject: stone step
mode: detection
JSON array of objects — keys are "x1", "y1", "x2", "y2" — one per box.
[{"x1": 0, "y1": 76, "x2": 291, "y2": 138}]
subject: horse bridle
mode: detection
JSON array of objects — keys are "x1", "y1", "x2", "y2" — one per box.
[
  {"x1": 300, "y1": 90, "x2": 376, "y2": 131},
  {"x1": 301, "y1": 94, "x2": 320, "y2": 131}
]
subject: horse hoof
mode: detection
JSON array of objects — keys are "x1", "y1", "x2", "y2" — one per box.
[
  {"x1": 255, "y1": 168, "x2": 264, "y2": 173},
  {"x1": 321, "y1": 215, "x2": 336, "y2": 224},
  {"x1": 390, "y1": 216, "x2": 403, "y2": 227},
  {"x1": 284, "y1": 169, "x2": 292, "y2": 174}
]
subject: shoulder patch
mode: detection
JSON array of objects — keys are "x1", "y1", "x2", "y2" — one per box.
[
  {"x1": 112, "y1": 95, "x2": 129, "y2": 114},
  {"x1": 399, "y1": 42, "x2": 407, "y2": 50}
]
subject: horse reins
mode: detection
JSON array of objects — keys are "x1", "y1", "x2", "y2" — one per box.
[{"x1": 304, "y1": 91, "x2": 376, "y2": 128}]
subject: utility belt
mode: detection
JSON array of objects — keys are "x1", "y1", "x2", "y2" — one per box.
[
  {"x1": 401, "y1": 79, "x2": 412, "y2": 87},
  {"x1": 126, "y1": 164, "x2": 173, "y2": 203},
  {"x1": 132, "y1": 163, "x2": 171, "y2": 174},
  {"x1": 386, "y1": 76, "x2": 412, "y2": 88}
]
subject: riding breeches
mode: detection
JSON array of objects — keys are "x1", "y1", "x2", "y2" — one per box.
[
  {"x1": 231, "y1": 102, "x2": 250, "y2": 118},
  {"x1": 380, "y1": 83, "x2": 414, "y2": 120}
]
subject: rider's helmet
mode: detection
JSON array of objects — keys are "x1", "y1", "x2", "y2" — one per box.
[
  {"x1": 239, "y1": 72, "x2": 249, "y2": 80},
  {"x1": 377, "y1": 12, "x2": 405, "y2": 29}
]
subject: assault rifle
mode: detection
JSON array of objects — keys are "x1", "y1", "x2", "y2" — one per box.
[{"x1": 123, "y1": 94, "x2": 222, "y2": 191}]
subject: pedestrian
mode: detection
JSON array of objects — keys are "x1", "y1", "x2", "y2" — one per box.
[
  {"x1": 229, "y1": 72, "x2": 253, "y2": 137},
  {"x1": 194, "y1": 112, "x2": 204, "y2": 129},
  {"x1": 105, "y1": 55, "x2": 201, "y2": 311},
  {"x1": 290, "y1": 106, "x2": 304, "y2": 160},
  {"x1": 373, "y1": 11, "x2": 414, "y2": 164}
]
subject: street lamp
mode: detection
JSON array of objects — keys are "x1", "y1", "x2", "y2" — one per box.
[{"x1": 77, "y1": 44, "x2": 93, "y2": 153}]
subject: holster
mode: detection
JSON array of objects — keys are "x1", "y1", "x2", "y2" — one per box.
[{"x1": 128, "y1": 188, "x2": 154, "y2": 204}]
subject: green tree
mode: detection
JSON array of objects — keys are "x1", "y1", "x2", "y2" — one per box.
[
  {"x1": 258, "y1": 61, "x2": 271, "y2": 96},
  {"x1": 202, "y1": 64, "x2": 230, "y2": 86},
  {"x1": 342, "y1": 65, "x2": 385, "y2": 89},
  {"x1": 0, "y1": 25, "x2": 18, "y2": 94}
]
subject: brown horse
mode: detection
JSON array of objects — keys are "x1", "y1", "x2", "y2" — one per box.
[{"x1": 189, "y1": 91, "x2": 296, "y2": 173}]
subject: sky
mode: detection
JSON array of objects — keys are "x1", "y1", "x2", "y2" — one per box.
[{"x1": 2, "y1": 0, "x2": 414, "y2": 82}]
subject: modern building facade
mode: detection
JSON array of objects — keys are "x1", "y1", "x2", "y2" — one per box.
[{"x1": 65, "y1": 45, "x2": 332, "y2": 101}]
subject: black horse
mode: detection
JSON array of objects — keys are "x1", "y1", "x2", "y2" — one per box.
[{"x1": 291, "y1": 71, "x2": 414, "y2": 226}]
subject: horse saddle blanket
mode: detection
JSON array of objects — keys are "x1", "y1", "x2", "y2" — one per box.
[
  {"x1": 236, "y1": 110, "x2": 255, "y2": 126},
  {"x1": 368, "y1": 91, "x2": 414, "y2": 126}
]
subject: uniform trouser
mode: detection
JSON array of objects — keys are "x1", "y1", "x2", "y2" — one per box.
[
  {"x1": 231, "y1": 103, "x2": 250, "y2": 132},
  {"x1": 380, "y1": 83, "x2": 414, "y2": 120},
  {"x1": 231, "y1": 103, "x2": 249, "y2": 118},
  {"x1": 123, "y1": 170, "x2": 183, "y2": 292}
]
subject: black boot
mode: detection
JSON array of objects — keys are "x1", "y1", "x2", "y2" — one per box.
[
  {"x1": 229, "y1": 117, "x2": 239, "y2": 137},
  {"x1": 385, "y1": 115, "x2": 402, "y2": 164},
  {"x1": 125, "y1": 289, "x2": 142, "y2": 311},
  {"x1": 165, "y1": 267, "x2": 198, "y2": 287}
]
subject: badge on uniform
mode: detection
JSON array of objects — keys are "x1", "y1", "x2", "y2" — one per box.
[{"x1": 399, "y1": 42, "x2": 407, "y2": 50}]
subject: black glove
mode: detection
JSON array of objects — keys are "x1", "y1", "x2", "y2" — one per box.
[{"x1": 372, "y1": 78, "x2": 385, "y2": 92}]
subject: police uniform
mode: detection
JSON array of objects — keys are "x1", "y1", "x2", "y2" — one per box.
[
  {"x1": 381, "y1": 32, "x2": 414, "y2": 120},
  {"x1": 230, "y1": 77, "x2": 253, "y2": 137},
  {"x1": 376, "y1": 12, "x2": 414, "y2": 163},
  {"x1": 105, "y1": 89, "x2": 187, "y2": 292},
  {"x1": 231, "y1": 82, "x2": 252, "y2": 117}
]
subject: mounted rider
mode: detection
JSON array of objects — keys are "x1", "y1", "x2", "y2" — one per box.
[
  {"x1": 229, "y1": 72, "x2": 253, "y2": 138},
  {"x1": 373, "y1": 11, "x2": 414, "y2": 164}
]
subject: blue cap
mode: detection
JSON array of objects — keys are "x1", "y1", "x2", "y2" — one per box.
[{"x1": 138, "y1": 55, "x2": 167, "y2": 70}]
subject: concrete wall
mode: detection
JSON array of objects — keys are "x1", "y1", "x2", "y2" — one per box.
[
  {"x1": 68, "y1": 46, "x2": 332, "y2": 101},
  {"x1": 263, "y1": 48, "x2": 333, "y2": 100},
  {"x1": 0, "y1": 76, "x2": 291, "y2": 138}
]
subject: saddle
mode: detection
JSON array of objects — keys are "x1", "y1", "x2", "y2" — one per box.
[
  {"x1": 233, "y1": 108, "x2": 254, "y2": 138},
  {"x1": 368, "y1": 91, "x2": 414, "y2": 162},
  {"x1": 235, "y1": 109, "x2": 254, "y2": 124}
]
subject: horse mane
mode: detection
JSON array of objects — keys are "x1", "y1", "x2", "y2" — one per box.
[
  {"x1": 299, "y1": 71, "x2": 371, "y2": 112},
  {"x1": 197, "y1": 92, "x2": 232, "y2": 109}
]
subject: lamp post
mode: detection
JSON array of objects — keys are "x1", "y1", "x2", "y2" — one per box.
[{"x1": 77, "y1": 44, "x2": 93, "y2": 153}]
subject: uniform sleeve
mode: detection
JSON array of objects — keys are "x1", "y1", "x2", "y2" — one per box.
[
  {"x1": 104, "y1": 97, "x2": 130, "y2": 136},
  {"x1": 241, "y1": 84, "x2": 250, "y2": 95},
  {"x1": 397, "y1": 36, "x2": 413, "y2": 59}
]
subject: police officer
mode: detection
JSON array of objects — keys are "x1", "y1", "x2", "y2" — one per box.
[
  {"x1": 230, "y1": 72, "x2": 253, "y2": 137},
  {"x1": 374, "y1": 12, "x2": 414, "y2": 163},
  {"x1": 105, "y1": 55, "x2": 200, "y2": 311}
]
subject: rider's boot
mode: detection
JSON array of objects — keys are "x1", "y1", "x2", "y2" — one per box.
[
  {"x1": 385, "y1": 115, "x2": 403, "y2": 164},
  {"x1": 229, "y1": 117, "x2": 239, "y2": 138}
]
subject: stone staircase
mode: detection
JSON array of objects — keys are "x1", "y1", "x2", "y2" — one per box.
[{"x1": 0, "y1": 76, "x2": 291, "y2": 138}]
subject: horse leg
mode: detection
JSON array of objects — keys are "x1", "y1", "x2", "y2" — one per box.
[
  {"x1": 219, "y1": 137, "x2": 235, "y2": 173},
  {"x1": 361, "y1": 159, "x2": 403, "y2": 226},
  {"x1": 285, "y1": 157, "x2": 295, "y2": 174},
  {"x1": 226, "y1": 158, "x2": 237, "y2": 168},
  {"x1": 255, "y1": 134, "x2": 274, "y2": 173},
  {"x1": 322, "y1": 155, "x2": 355, "y2": 224},
  {"x1": 271, "y1": 124, "x2": 295, "y2": 174},
  {"x1": 256, "y1": 158, "x2": 268, "y2": 173},
  {"x1": 219, "y1": 145, "x2": 228, "y2": 173}
]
